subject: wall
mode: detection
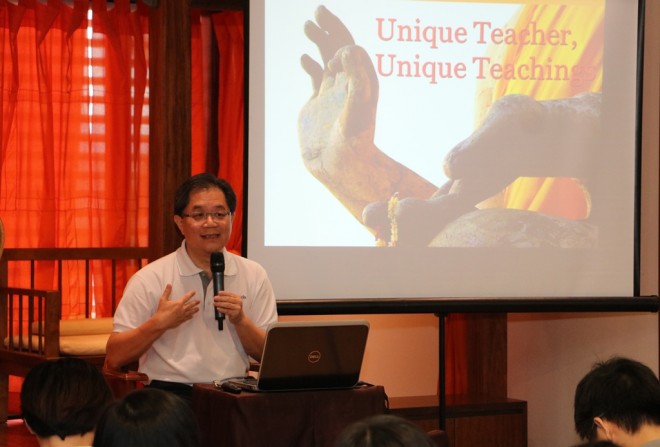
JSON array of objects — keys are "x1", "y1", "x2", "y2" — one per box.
[{"x1": 508, "y1": 312, "x2": 658, "y2": 447}]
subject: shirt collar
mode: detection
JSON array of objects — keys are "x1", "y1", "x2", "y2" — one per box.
[{"x1": 176, "y1": 240, "x2": 236, "y2": 277}]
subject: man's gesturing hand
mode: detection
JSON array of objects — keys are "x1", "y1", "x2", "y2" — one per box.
[{"x1": 155, "y1": 284, "x2": 199, "y2": 330}]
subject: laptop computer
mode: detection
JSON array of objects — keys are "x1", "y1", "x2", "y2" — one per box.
[{"x1": 219, "y1": 320, "x2": 370, "y2": 392}]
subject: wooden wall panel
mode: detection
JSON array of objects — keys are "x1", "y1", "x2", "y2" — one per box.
[{"x1": 148, "y1": 1, "x2": 192, "y2": 260}]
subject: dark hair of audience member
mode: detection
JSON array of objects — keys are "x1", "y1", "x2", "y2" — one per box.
[
  {"x1": 21, "y1": 358, "x2": 113, "y2": 440},
  {"x1": 574, "y1": 356, "x2": 660, "y2": 440},
  {"x1": 335, "y1": 414, "x2": 437, "y2": 447},
  {"x1": 93, "y1": 387, "x2": 201, "y2": 447}
]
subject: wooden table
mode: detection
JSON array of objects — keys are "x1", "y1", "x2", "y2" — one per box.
[{"x1": 191, "y1": 383, "x2": 387, "y2": 447}]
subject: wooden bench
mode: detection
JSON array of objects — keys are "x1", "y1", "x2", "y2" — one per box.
[{"x1": 0, "y1": 247, "x2": 149, "y2": 422}]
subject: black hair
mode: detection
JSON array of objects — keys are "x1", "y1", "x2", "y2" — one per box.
[
  {"x1": 20, "y1": 358, "x2": 113, "y2": 440},
  {"x1": 574, "y1": 357, "x2": 660, "y2": 440},
  {"x1": 334, "y1": 414, "x2": 436, "y2": 447},
  {"x1": 173, "y1": 173, "x2": 237, "y2": 216},
  {"x1": 93, "y1": 388, "x2": 201, "y2": 447}
]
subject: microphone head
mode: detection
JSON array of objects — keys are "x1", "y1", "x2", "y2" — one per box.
[{"x1": 210, "y1": 252, "x2": 225, "y2": 273}]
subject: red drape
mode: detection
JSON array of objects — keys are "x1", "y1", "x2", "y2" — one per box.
[
  {"x1": 0, "y1": 0, "x2": 149, "y2": 394},
  {"x1": 190, "y1": 9, "x2": 207, "y2": 177},
  {"x1": 211, "y1": 12, "x2": 244, "y2": 255},
  {"x1": 191, "y1": 11, "x2": 244, "y2": 255},
  {"x1": 0, "y1": 0, "x2": 149, "y2": 319}
]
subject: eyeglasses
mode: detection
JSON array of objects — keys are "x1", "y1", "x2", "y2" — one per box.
[{"x1": 181, "y1": 211, "x2": 231, "y2": 222}]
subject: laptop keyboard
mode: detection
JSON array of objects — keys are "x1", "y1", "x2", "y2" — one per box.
[{"x1": 215, "y1": 377, "x2": 259, "y2": 393}]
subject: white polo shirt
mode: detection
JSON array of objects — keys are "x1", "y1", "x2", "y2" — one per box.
[{"x1": 113, "y1": 241, "x2": 278, "y2": 384}]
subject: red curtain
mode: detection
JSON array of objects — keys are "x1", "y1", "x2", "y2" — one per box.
[
  {"x1": 190, "y1": 10, "x2": 207, "y2": 177},
  {"x1": 191, "y1": 11, "x2": 244, "y2": 255},
  {"x1": 211, "y1": 11, "x2": 244, "y2": 255},
  {"x1": 0, "y1": 0, "x2": 149, "y2": 317}
]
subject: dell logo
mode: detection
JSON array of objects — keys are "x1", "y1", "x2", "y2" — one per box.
[{"x1": 308, "y1": 350, "x2": 321, "y2": 363}]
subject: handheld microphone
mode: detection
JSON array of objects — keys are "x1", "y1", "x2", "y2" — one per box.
[{"x1": 210, "y1": 252, "x2": 225, "y2": 331}]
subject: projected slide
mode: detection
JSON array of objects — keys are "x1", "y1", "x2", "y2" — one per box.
[{"x1": 248, "y1": 0, "x2": 639, "y2": 300}]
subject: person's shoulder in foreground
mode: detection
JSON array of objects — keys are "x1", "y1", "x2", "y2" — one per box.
[
  {"x1": 21, "y1": 357, "x2": 113, "y2": 447},
  {"x1": 334, "y1": 413, "x2": 437, "y2": 447},
  {"x1": 574, "y1": 356, "x2": 660, "y2": 447},
  {"x1": 93, "y1": 387, "x2": 201, "y2": 447}
]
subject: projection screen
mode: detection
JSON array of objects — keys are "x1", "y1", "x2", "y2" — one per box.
[{"x1": 246, "y1": 0, "x2": 642, "y2": 301}]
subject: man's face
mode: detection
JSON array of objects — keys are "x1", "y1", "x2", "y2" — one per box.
[{"x1": 174, "y1": 187, "x2": 233, "y2": 266}]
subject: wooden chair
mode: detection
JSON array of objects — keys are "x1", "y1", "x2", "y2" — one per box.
[
  {"x1": 0, "y1": 246, "x2": 148, "y2": 422},
  {"x1": 102, "y1": 364, "x2": 148, "y2": 399}
]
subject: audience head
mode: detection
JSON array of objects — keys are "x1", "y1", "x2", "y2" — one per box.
[
  {"x1": 174, "y1": 173, "x2": 237, "y2": 216},
  {"x1": 574, "y1": 357, "x2": 660, "y2": 442},
  {"x1": 20, "y1": 358, "x2": 113, "y2": 443},
  {"x1": 334, "y1": 414, "x2": 437, "y2": 447},
  {"x1": 93, "y1": 387, "x2": 201, "y2": 447}
]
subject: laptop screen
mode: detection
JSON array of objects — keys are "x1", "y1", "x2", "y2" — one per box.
[{"x1": 254, "y1": 320, "x2": 370, "y2": 391}]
